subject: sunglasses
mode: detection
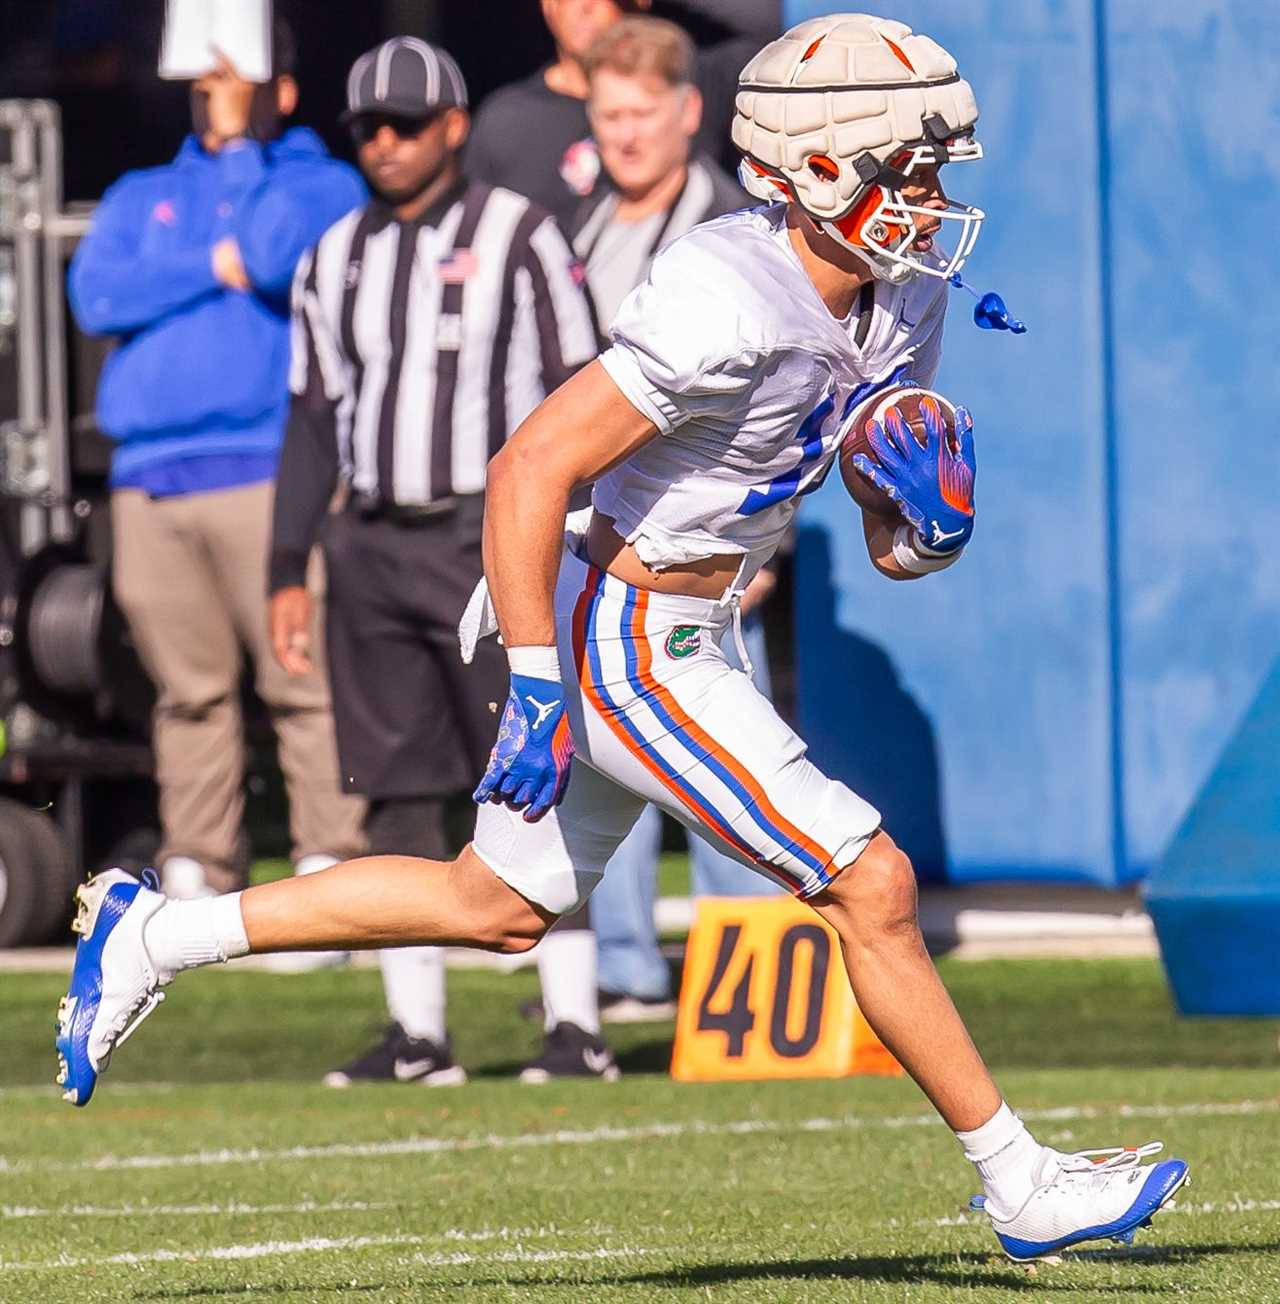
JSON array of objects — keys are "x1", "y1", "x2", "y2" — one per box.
[{"x1": 348, "y1": 113, "x2": 438, "y2": 145}]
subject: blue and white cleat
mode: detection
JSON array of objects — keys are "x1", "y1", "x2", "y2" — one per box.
[
  {"x1": 974, "y1": 1142, "x2": 1189, "y2": 1263},
  {"x1": 54, "y1": 868, "x2": 174, "y2": 1107}
]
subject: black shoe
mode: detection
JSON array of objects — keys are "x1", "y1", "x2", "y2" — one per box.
[
  {"x1": 519, "y1": 1021, "x2": 621, "y2": 1083},
  {"x1": 323, "y1": 1022, "x2": 467, "y2": 1088}
]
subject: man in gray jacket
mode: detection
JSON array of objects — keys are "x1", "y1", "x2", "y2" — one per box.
[{"x1": 570, "y1": 15, "x2": 747, "y2": 331}]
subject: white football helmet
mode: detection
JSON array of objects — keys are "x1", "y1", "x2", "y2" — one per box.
[{"x1": 732, "y1": 14, "x2": 984, "y2": 284}]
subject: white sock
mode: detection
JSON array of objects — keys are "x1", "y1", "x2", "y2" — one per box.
[
  {"x1": 379, "y1": 947, "x2": 447, "y2": 1043},
  {"x1": 536, "y1": 928, "x2": 600, "y2": 1035},
  {"x1": 955, "y1": 1101, "x2": 1044, "y2": 1220},
  {"x1": 294, "y1": 853, "x2": 339, "y2": 877},
  {"x1": 144, "y1": 892, "x2": 250, "y2": 974}
]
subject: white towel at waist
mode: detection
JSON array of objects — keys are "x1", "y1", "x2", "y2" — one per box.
[{"x1": 457, "y1": 507, "x2": 594, "y2": 664}]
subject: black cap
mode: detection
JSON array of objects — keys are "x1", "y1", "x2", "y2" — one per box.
[{"x1": 343, "y1": 37, "x2": 468, "y2": 122}]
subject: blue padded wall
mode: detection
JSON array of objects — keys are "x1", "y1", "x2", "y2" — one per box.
[
  {"x1": 1146, "y1": 658, "x2": 1280, "y2": 1015},
  {"x1": 1107, "y1": 3, "x2": 1280, "y2": 877},
  {"x1": 785, "y1": 1, "x2": 1280, "y2": 885}
]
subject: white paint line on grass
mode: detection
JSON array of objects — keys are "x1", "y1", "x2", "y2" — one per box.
[
  {"x1": 1163, "y1": 1198, "x2": 1280, "y2": 1217},
  {"x1": 6, "y1": 1195, "x2": 1279, "y2": 1275},
  {"x1": 0, "y1": 1232, "x2": 646, "y2": 1274},
  {"x1": 930, "y1": 1196, "x2": 1280, "y2": 1229},
  {"x1": 1, "y1": 1097, "x2": 1273, "y2": 1177},
  {"x1": 1, "y1": 1199, "x2": 394, "y2": 1220},
  {"x1": 0, "y1": 1083, "x2": 176, "y2": 1099}
]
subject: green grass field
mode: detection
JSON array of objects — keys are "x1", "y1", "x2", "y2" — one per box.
[{"x1": 3, "y1": 957, "x2": 1278, "y2": 1302}]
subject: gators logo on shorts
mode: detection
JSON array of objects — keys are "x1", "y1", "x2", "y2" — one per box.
[{"x1": 665, "y1": 625, "x2": 702, "y2": 659}]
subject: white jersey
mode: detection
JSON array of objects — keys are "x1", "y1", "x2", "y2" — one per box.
[{"x1": 594, "y1": 203, "x2": 947, "y2": 576}]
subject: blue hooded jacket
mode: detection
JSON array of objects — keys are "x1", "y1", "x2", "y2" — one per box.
[{"x1": 69, "y1": 127, "x2": 366, "y2": 495}]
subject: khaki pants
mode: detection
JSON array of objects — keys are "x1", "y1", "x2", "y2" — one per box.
[{"x1": 112, "y1": 482, "x2": 366, "y2": 891}]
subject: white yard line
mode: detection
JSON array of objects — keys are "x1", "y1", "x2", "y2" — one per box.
[
  {"x1": 1162, "y1": 1198, "x2": 1280, "y2": 1217},
  {"x1": 930, "y1": 1197, "x2": 1280, "y2": 1229},
  {"x1": 0, "y1": 1233, "x2": 646, "y2": 1273},
  {"x1": 1, "y1": 1199, "x2": 394, "y2": 1220},
  {"x1": 0, "y1": 1082, "x2": 176, "y2": 1099},
  {"x1": 1, "y1": 1097, "x2": 1273, "y2": 1177},
  {"x1": 5, "y1": 1194, "x2": 1279, "y2": 1274}
]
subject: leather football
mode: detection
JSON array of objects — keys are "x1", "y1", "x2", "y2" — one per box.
[{"x1": 839, "y1": 386, "x2": 958, "y2": 519}]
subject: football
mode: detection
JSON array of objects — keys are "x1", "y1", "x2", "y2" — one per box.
[{"x1": 839, "y1": 386, "x2": 959, "y2": 519}]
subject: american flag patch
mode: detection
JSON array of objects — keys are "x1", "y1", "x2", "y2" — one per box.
[{"x1": 438, "y1": 249, "x2": 478, "y2": 283}]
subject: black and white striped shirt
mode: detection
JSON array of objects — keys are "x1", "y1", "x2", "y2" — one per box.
[{"x1": 270, "y1": 178, "x2": 596, "y2": 590}]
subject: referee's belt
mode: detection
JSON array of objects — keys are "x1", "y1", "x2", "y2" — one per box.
[{"x1": 349, "y1": 492, "x2": 464, "y2": 525}]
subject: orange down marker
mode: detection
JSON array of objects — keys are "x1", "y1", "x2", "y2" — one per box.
[{"x1": 671, "y1": 896, "x2": 902, "y2": 1082}]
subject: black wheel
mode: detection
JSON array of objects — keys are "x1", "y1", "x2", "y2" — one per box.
[
  {"x1": 0, "y1": 798, "x2": 41, "y2": 949},
  {"x1": 11, "y1": 805, "x2": 76, "y2": 945}
]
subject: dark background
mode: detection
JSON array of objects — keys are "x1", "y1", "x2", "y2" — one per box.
[{"x1": 0, "y1": 0, "x2": 779, "y2": 201}]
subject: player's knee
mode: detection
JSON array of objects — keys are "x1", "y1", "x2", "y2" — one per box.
[
  {"x1": 455, "y1": 845, "x2": 555, "y2": 952},
  {"x1": 470, "y1": 905, "x2": 549, "y2": 954},
  {"x1": 490, "y1": 920, "x2": 547, "y2": 954},
  {"x1": 839, "y1": 833, "x2": 919, "y2": 938},
  {"x1": 471, "y1": 887, "x2": 556, "y2": 953}
]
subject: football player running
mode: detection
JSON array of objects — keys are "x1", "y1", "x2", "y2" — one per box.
[{"x1": 57, "y1": 15, "x2": 1187, "y2": 1263}]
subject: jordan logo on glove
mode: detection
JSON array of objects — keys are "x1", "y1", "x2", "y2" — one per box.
[
  {"x1": 474, "y1": 669, "x2": 575, "y2": 822},
  {"x1": 525, "y1": 694, "x2": 561, "y2": 731}
]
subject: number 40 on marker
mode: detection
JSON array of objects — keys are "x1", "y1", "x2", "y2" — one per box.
[{"x1": 671, "y1": 897, "x2": 903, "y2": 1082}]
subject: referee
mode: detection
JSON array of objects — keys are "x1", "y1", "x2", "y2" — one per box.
[{"x1": 268, "y1": 38, "x2": 614, "y2": 1085}]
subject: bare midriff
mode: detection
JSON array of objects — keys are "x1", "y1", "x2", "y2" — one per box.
[{"x1": 585, "y1": 512, "x2": 743, "y2": 601}]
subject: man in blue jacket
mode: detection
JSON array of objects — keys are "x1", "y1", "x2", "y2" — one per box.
[{"x1": 69, "y1": 22, "x2": 368, "y2": 900}]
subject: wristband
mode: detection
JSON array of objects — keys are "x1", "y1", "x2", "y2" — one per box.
[
  {"x1": 892, "y1": 524, "x2": 963, "y2": 575},
  {"x1": 507, "y1": 645, "x2": 561, "y2": 679}
]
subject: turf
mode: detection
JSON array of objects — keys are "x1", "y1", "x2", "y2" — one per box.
[{"x1": 3, "y1": 958, "x2": 1278, "y2": 1301}]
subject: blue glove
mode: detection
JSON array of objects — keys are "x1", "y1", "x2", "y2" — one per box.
[
  {"x1": 852, "y1": 398, "x2": 976, "y2": 553},
  {"x1": 474, "y1": 673, "x2": 575, "y2": 822}
]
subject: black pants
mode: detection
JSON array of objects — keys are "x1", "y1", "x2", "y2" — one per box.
[{"x1": 323, "y1": 494, "x2": 508, "y2": 800}]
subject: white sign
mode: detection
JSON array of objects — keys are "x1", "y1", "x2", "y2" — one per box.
[{"x1": 159, "y1": 0, "x2": 273, "y2": 84}]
